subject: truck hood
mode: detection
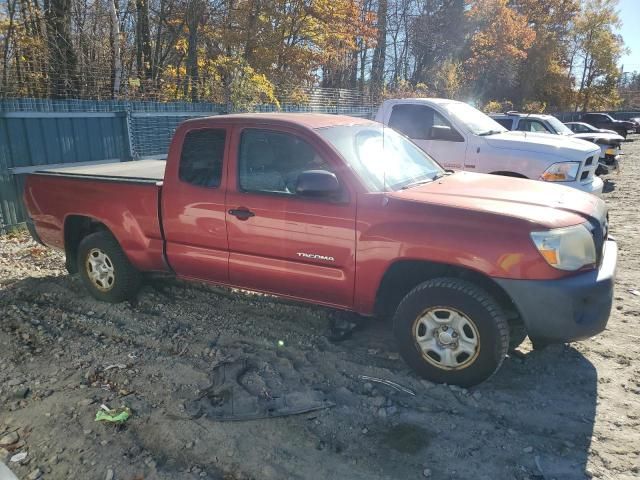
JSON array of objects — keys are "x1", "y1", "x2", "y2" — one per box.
[
  {"x1": 389, "y1": 172, "x2": 604, "y2": 229},
  {"x1": 483, "y1": 131, "x2": 599, "y2": 160},
  {"x1": 571, "y1": 132, "x2": 624, "y2": 144},
  {"x1": 611, "y1": 119, "x2": 636, "y2": 128}
]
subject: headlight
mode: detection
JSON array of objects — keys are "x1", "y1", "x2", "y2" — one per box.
[
  {"x1": 540, "y1": 162, "x2": 580, "y2": 182},
  {"x1": 530, "y1": 224, "x2": 596, "y2": 271}
]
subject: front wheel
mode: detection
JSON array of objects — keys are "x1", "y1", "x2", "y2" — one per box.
[
  {"x1": 393, "y1": 278, "x2": 509, "y2": 387},
  {"x1": 77, "y1": 231, "x2": 141, "y2": 303}
]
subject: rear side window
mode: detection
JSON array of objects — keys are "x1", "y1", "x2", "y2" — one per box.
[{"x1": 179, "y1": 129, "x2": 226, "y2": 187}]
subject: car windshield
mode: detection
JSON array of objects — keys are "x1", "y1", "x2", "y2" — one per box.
[
  {"x1": 547, "y1": 116, "x2": 574, "y2": 135},
  {"x1": 441, "y1": 102, "x2": 507, "y2": 135},
  {"x1": 573, "y1": 122, "x2": 593, "y2": 132},
  {"x1": 317, "y1": 124, "x2": 444, "y2": 191}
]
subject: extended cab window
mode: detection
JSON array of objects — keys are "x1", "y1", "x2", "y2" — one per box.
[
  {"x1": 179, "y1": 129, "x2": 226, "y2": 187},
  {"x1": 238, "y1": 129, "x2": 333, "y2": 195}
]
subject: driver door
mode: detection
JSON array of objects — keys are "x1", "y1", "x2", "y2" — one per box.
[
  {"x1": 387, "y1": 104, "x2": 468, "y2": 170},
  {"x1": 225, "y1": 126, "x2": 357, "y2": 308}
]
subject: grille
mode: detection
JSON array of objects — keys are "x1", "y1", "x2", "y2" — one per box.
[
  {"x1": 579, "y1": 154, "x2": 598, "y2": 182},
  {"x1": 586, "y1": 214, "x2": 607, "y2": 266}
]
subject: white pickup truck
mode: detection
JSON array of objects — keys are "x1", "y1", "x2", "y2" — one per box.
[{"x1": 375, "y1": 98, "x2": 604, "y2": 195}]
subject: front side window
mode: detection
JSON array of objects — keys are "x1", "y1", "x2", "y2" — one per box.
[
  {"x1": 238, "y1": 129, "x2": 333, "y2": 194},
  {"x1": 389, "y1": 104, "x2": 462, "y2": 141},
  {"x1": 179, "y1": 128, "x2": 226, "y2": 187},
  {"x1": 318, "y1": 124, "x2": 444, "y2": 192},
  {"x1": 388, "y1": 105, "x2": 431, "y2": 139},
  {"x1": 517, "y1": 119, "x2": 550, "y2": 133}
]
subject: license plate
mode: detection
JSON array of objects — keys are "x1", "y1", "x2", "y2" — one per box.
[{"x1": 605, "y1": 148, "x2": 618, "y2": 155}]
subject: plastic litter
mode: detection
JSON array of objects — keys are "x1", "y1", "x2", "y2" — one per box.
[
  {"x1": 95, "y1": 405, "x2": 131, "y2": 424},
  {"x1": 9, "y1": 451, "x2": 27, "y2": 463},
  {"x1": 359, "y1": 375, "x2": 416, "y2": 396},
  {"x1": 104, "y1": 364, "x2": 127, "y2": 371}
]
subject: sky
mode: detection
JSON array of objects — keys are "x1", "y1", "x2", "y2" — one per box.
[{"x1": 617, "y1": 0, "x2": 640, "y2": 73}]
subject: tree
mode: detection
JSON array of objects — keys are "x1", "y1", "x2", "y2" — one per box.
[
  {"x1": 465, "y1": 0, "x2": 535, "y2": 102},
  {"x1": 44, "y1": 0, "x2": 80, "y2": 97},
  {"x1": 370, "y1": 0, "x2": 387, "y2": 98},
  {"x1": 410, "y1": 0, "x2": 465, "y2": 86},
  {"x1": 136, "y1": 0, "x2": 153, "y2": 83},
  {"x1": 511, "y1": 0, "x2": 579, "y2": 110},
  {"x1": 571, "y1": 0, "x2": 625, "y2": 111},
  {"x1": 109, "y1": 0, "x2": 122, "y2": 96}
]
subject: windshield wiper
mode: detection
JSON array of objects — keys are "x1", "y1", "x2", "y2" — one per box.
[
  {"x1": 400, "y1": 178, "x2": 434, "y2": 190},
  {"x1": 400, "y1": 171, "x2": 448, "y2": 190},
  {"x1": 477, "y1": 129, "x2": 503, "y2": 136}
]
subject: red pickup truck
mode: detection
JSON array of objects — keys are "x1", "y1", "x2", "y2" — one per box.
[{"x1": 23, "y1": 113, "x2": 617, "y2": 386}]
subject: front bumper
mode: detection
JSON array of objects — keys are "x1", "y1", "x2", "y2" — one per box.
[
  {"x1": 568, "y1": 175, "x2": 603, "y2": 196},
  {"x1": 495, "y1": 239, "x2": 617, "y2": 344}
]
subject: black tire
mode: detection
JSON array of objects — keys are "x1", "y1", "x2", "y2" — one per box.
[
  {"x1": 77, "y1": 231, "x2": 141, "y2": 303},
  {"x1": 393, "y1": 278, "x2": 509, "y2": 387},
  {"x1": 508, "y1": 321, "x2": 528, "y2": 351}
]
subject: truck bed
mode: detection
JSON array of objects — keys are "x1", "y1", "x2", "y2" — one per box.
[
  {"x1": 34, "y1": 159, "x2": 166, "y2": 184},
  {"x1": 24, "y1": 160, "x2": 168, "y2": 273}
]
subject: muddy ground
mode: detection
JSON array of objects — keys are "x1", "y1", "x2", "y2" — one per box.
[{"x1": 1, "y1": 140, "x2": 640, "y2": 480}]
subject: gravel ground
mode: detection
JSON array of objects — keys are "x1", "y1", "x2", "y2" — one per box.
[{"x1": 1, "y1": 139, "x2": 640, "y2": 480}]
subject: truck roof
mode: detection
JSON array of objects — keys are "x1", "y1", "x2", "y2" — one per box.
[
  {"x1": 182, "y1": 113, "x2": 375, "y2": 130},
  {"x1": 380, "y1": 97, "x2": 460, "y2": 106}
]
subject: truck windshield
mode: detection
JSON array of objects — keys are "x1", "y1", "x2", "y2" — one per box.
[
  {"x1": 318, "y1": 124, "x2": 444, "y2": 191},
  {"x1": 546, "y1": 116, "x2": 574, "y2": 135},
  {"x1": 441, "y1": 102, "x2": 507, "y2": 136}
]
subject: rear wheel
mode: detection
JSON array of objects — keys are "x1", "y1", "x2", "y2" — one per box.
[
  {"x1": 393, "y1": 278, "x2": 509, "y2": 387},
  {"x1": 77, "y1": 231, "x2": 141, "y2": 302}
]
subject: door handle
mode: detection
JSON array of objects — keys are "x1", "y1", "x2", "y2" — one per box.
[{"x1": 228, "y1": 208, "x2": 255, "y2": 220}]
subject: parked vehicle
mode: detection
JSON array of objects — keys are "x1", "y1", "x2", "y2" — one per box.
[
  {"x1": 580, "y1": 112, "x2": 635, "y2": 138},
  {"x1": 375, "y1": 99, "x2": 603, "y2": 196},
  {"x1": 24, "y1": 113, "x2": 617, "y2": 387},
  {"x1": 629, "y1": 116, "x2": 640, "y2": 133},
  {"x1": 564, "y1": 121, "x2": 619, "y2": 136},
  {"x1": 491, "y1": 113, "x2": 623, "y2": 174}
]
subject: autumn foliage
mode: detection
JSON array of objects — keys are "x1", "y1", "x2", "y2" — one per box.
[{"x1": 0, "y1": 0, "x2": 628, "y2": 110}]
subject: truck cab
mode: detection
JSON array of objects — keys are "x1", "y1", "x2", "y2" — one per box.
[{"x1": 376, "y1": 98, "x2": 604, "y2": 196}]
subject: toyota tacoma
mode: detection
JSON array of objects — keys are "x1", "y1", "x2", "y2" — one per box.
[{"x1": 23, "y1": 114, "x2": 617, "y2": 386}]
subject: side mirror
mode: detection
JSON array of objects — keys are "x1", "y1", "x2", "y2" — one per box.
[
  {"x1": 430, "y1": 125, "x2": 463, "y2": 142},
  {"x1": 295, "y1": 170, "x2": 340, "y2": 197}
]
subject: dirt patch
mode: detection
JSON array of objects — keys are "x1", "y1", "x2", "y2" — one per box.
[{"x1": 2, "y1": 141, "x2": 640, "y2": 480}]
